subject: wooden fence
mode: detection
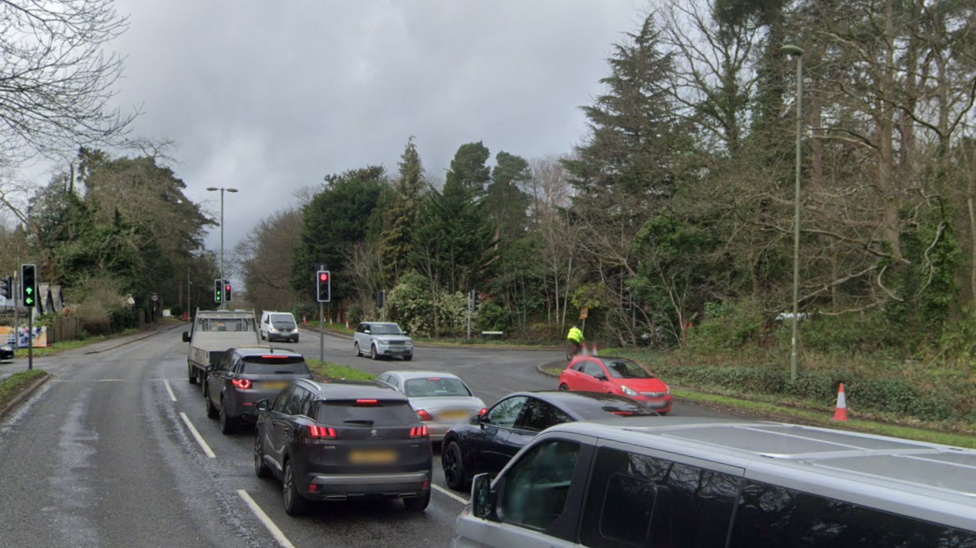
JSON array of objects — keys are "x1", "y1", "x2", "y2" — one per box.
[{"x1": 47, "y1": 316, "x2": 82, "y2": 344}]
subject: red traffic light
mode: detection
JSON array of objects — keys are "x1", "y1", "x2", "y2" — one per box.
[
  {"x1": 225, "y1": 285, "x2": 231, "y2": 291},
  {"x1": 319, "y1": 272, "x2": 329, "y2": 282}
]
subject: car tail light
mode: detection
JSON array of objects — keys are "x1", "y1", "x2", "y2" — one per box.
[
  {"x1": 231, "y1": 378, "x2": 252, "y2": 389},
  {"x1": 416, "y1": 409, "x2": 433, "y2": 421},
  {"x1": 306, "y1": 425, "x2": 337, "y2": 439},
  {"x1": 355, "y1": 399, "x2": 378, "y2": 406},
  {"x1": 478, "y1": 408, "x2": 487, "y2": 416},
  {"x1": 409, "y1": 425, "x2": 429, "y2": 438},
  {"x1": 612, "y1": 411, "x2": 634, "y2": 416}
]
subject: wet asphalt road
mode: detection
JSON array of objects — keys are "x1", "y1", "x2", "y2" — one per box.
[{"x1": 0, "y1": 326, "x2": 728, "y2": 548}]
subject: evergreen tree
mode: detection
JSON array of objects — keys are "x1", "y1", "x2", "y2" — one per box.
[
  {"x1": 485, "y1": 151, "x2": 532, "y2": 245},
  {"x1": 445, "y1": 142, "x2": 491, "y2": 198},
  {"x1": 380, "y1": 137, "x2": 425, "y2": 284}
]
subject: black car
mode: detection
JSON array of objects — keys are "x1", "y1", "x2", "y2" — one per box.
[
  {"x1": 204, "y1": 346, "x2": 313, "y2": 434},
  {"x1": 254, "y1": 379, "x2": 433, "y2": 516},
  {"x1": 0, "y1": 343, "x2": 13, "y2": 361},
  {"x1": 441, "y1": 390, "x2": 658, "y2": 491}
]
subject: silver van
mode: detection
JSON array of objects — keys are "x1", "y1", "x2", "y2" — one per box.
[
  {"x1": 453, "y1": 417, "x2": 976, "y2": 547},
  {"x1": 260, "y1": 311, "x2": 299, "y2": 343}
]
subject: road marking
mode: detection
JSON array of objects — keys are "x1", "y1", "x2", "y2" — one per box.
[
  {"x1": 179, "y1": 412, "x2": 216, "y2": 458},
  {"x1": 237, "y1": 490, "x2": 296, "y2": 548},
  {"x1": 163, "y1": 379, "x2": 177, "y2": 402},
  {"x1": 433, "y1": 483, "x2": 468, "y2": 504}
]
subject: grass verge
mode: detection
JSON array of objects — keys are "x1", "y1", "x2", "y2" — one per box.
[
  {"x1": 675, "y1": 388, "x2": 976, "y2": 449},
  {"x1": 306, "y1": 359, "x2": 376, "y2": 381},
  {"x1": 544, "y1": 367, "x2": 563, "y2": 376},
  {"x1": 13, "y1": 328, "x2": 143, "y2": 358},
  {"x1": 0, "y1": 369, "x2": 48, "y2": 409}
]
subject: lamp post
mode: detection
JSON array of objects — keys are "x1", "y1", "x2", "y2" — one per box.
[
  {"x1": 206, "y1": 186, "x2": 238, "y2": 310},
  {"x1": 781, "y1": 44, "x2": 804, "y2": 382}
]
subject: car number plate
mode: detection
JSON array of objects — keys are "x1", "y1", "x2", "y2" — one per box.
[
  {"x1": 261, "y1": 381, "x2": 289, "y2": 390},
  {"x1": 349, "y1": 449, "x2": 398, "y2": 464},
  {"x1": 438, "y1": 411, "x2": 470, "y2": 420}
]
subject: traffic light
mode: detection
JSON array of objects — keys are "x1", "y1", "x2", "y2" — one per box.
[
  {"x1": 214, "y1": 279, "x2": 222, "y2": 303},
  {"x1": 376, "y1": 291, "x2": 385, "y2": 309},
  {"x1": 21, "y1": 264, "x2": 36, "y2": 307},
  {"x1": 469, "y1": 289, "x2": 479, "y2": 310},
  {"x1": 0, "y1": 277, "x2": 11, "y2": 300},
  {"x1": 224, "y1": 280, "x2": 232, "y2": 302},
  {"x1": 316, "y1": 270, "x2": 331, "y2": 303}
]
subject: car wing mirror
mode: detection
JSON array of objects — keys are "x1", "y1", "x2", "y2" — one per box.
[
  {"x1": 471, "y1": 473, "x2": 496, "y2": 519},
  {"x1": 255, "y1": 399, "x2": 270, "y2": 411},
  {"x1": 182, "y1": 331, "x2": 190, "y2": 343},
  {"x1": 596, "y1": 373, "x2": 608, "y2": 381}
]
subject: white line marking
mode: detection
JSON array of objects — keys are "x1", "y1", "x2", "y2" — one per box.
[
  {"x1": 433, "y1": 483, "x2": 468, "y2": 504},
  {"x1": 179, "y1": 412, "x2": 216, "y2": 458},
  {"x1": 163, "y1": 379, "x2": 177, "y2": 402},
  {"x1": 237, "y1": 490, "x2": 296, "y2": 548}
]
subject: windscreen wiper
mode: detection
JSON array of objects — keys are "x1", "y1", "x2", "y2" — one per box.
[{"x1": 343, "y1": 419, "x2": 374, "y2": 425}]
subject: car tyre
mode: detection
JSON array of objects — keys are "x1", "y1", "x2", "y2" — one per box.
[
  {"x1": 403, "y1": 490, "x2": 430, "y2": 512},
  {"x1": 254, "y1": 436, "x2": 271, "y2": 478},
  {"x1": 370, "y1": 345, "x2": 378, "y2": 360},
  {"x1": 443, "y1": 441, "x2": 468, "y2": 491},
  {"x1": 403, "y1": 354, "x2": 413, "y2": 361},
  {"x1": 282, "y1": 461, "x2": 308, "y2": 516},
  {"x1": 294, "y1": 336, "x2": 299, "y2": 343},
  {"x1": 558, "y1": 383, "x2": 569, "y2": 391},
  {"x1": 354, "y1": 341, "x2": 361, "y2": 357},
  {"x1": 205, "y1": 390, "x2": 219, "y2": 419},
  {"x1": 188, "y1": 364, "x2": 197, "y2": 385},
  {"x1": 219, "y1": 398, "x2": 235, "y2": 434}
]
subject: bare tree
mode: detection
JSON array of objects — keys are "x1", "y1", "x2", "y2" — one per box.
[{"x1": 0, "y1": 0, "x2": 134, "y2": 166}]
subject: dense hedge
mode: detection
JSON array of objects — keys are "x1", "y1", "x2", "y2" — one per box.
[{"x1": 638, "y1": 362, "x2": 974, "y2": 424}]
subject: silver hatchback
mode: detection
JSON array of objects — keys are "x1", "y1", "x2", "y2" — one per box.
[{"x1": 376, "y1": 371, "x2": 486, "y2": 442}]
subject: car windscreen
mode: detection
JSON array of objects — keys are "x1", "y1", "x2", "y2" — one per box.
[
  {"x1": 569, "y1": 395, "x2": 660, "y2": 419},
  {"x1": 271, "y1": 314, "x2": 296, "y2": 329},
  {"x1": 404, "y1": 377, "x2": 472, "y2": 398},
  {"x1": 604, "y1": 359, "x2": 654, "y2": 379},
  {"x1": 370, "y1": 324, "x2": 402, "y2": 335},
  {"x1": 317, "y1": 399, "x2": 416, "y2": 426},
  {"x1": 241, "y1": 355, "x2": 310, "y2": 375}
]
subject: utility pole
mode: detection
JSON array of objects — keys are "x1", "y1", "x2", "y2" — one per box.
[
  {"x1": 466, "y1": 290, "x2": 472, "y2": 340},
  {"x1": 206, "y1": 187, "x2": 238, "y2": 310},
  {"x1": 782, "y1": 44, "x2": 805, "y2": 382}
]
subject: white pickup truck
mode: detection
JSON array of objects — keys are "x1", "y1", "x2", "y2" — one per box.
[{"x1": 183, "y1": 308, "x2": 260, "y2": 386}]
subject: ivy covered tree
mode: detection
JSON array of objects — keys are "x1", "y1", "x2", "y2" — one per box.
[{"x1": 380, "y1": 137, "x2": 425, "y2": 284}]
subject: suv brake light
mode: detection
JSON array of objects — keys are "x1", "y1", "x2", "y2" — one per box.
[
  {"x1": 409, "y1": 425, "x2": 429, "y2": 438},
  {"x1": 416, "y1": 409, "x2": 433, "y2": 421},
  {"x1": 231, "y1": 378, "x2": 252, "y2": 389},
  {"x1": 307, "y1": 425, "x2": 337, "y2": 439},
  {"x1": 356, "y1": 399, "x2": 378, "y2": 406}
]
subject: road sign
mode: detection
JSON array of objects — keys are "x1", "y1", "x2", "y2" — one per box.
[
  {"x1": 151, "y1": 292, "x2": 158, "y2": 302},
  {"x1": 580, "y1": 307, "x2": 589, "y2": 320}
]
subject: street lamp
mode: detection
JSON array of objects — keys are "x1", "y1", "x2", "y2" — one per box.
[
  {"x1": 206, "y1": 186, "x2": 238, "y2": 310},
  {"x1": 781, "y1": 44, "x2": 804, "y2": 382}
]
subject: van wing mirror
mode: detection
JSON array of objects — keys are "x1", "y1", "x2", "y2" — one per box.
[
  {"x1": 471, "y1": 474, "x2": 495, "y2": 519},
  {"x1": 182, "y1": 331, "x2": 190, "y2": 343}
]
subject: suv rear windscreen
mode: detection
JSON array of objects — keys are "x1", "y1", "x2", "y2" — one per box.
[
  {"x1": 317, "y1": 400, "x2": 417, "y2": 426},
  {"x1": 241, "y1": 355, "x2": 310, "y2": 374}
]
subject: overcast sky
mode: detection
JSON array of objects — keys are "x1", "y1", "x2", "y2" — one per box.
[{"x1": 102, "y1": 0, "x2": 645, "y2": 259}]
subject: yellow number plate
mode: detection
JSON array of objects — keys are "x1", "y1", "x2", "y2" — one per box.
[
  {"x1": 349, "y1": 450, "x2": 398, "y2": 464},
  {"x1": 261, "y1": 382, "x2": 289, "y2": 390},
  {"x1": 439, "y1": 411, "x2": 470, "y2": 421}
]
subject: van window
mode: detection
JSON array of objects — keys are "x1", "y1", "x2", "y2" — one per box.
[
  {"x1": 270, "y1": 314, "x2": 296, "y2": 329},
  {"x1": 580, "y1": 447, "x2": 739, "y2": 548},
  {"x1": 500, "y1": 440, "x2": 580, "y2": 531},
  {"x1": 730, "y1": 480, "x2": 976, "y2": 548}
]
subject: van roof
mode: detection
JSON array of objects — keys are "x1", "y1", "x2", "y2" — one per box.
[{"x1": 548, "y1": 417, "x2": 976, "y2": 529}]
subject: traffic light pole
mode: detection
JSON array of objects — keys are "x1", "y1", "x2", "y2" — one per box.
[{"x1": 27, "y1": 307, "x2": 33, "y2": 371}]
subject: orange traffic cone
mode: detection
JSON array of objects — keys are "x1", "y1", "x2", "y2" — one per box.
[
  {"x1": 832, "y1": 383, "x2": 848, "y2": 422},
  {"x1": 345, "y1": 319, "x2": 349, "y2": 330},
  {"x1": 593, "y1": 343, "x2": 599, "y2": 356}
]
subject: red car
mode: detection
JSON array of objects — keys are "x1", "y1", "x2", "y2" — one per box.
[{"x1": 558, "y1": 355, "x2": 672, "y2": 414}]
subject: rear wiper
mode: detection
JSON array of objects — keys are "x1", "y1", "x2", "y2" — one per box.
[
  {"x1": 343, "y1": 419, "x2": 374, "y2": 425},
  {"x1": 274, "y1": 370, "x2": 296, "y2": 374}
]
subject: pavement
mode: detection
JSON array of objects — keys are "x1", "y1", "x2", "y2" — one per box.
[{"x1": 0, "y1": 326, "x2": 730, "y2": 548}]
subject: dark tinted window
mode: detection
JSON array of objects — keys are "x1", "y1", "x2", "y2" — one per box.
[
  {"x1": 486, "y1": 396, "x2": 527, "y2": 428},
  {"x1": 730, "y1": 480, "x2": 976, "y2": 548},
  {"x1": 516, "y1": 398, "x2": 572, "y2": 432},
  {"x1": 581, "y1": 447, "x2": 739, "y2": 548},
  {"x1": 501, "y1": 440, "x2": 580, "y2": 531},
  {"x1": 317, "y1": 399, "x2": 416, "y2": 426},
  {"x1": 241, "y1": 355, "x2": 310, "y2": 374},
  {"x1": 604, "y1": 359, "x2": 653, "y2": 379},
  {"x1": 282, "y1": 387, "x2": 305, "y2": 415},
  {"x1": 404, "y1": 377, "x2": 471, "y2": 397},
  {"x1": 272, "y1": 386, "x2": 294, "y2": 412},
  {"x1": 565, "y1": 394, "x2": 660, "y2": 419}
]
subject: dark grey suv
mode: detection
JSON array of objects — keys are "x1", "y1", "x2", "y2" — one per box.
[
  {"x1": 253, "y1": 380, "x2": 433, "y2": 516},
  {"x1": 204, "y1": 346, "x2": 313, "y2": 434}
]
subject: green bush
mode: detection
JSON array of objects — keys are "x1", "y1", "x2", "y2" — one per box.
[
  {"x1": 169, "y1": 305, "x2": 184, "y2": 318},
  {"x1": 387, "y1": 272, "x2": 473, "y2": 337},
  {"x1": 801, "y1": 310, "x2": 904, "y2": 355},
  {"x1": 476, "y1": 301, "x2": 516, "y2": 333},
  {"x1": 686, "y1": 300, "x2": 765, "y2": 353}
]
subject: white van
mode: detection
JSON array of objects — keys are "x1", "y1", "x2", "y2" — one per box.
[
  {"x1": 259, "y1": 311, "x2": 299, "y2": 343},
  {"x1": 453, "y1": 417, "x2": 976, "y2": 547}
]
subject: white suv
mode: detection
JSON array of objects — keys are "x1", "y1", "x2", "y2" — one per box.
[{"x1": 354, "y1": 322, "x2": 414, "y2": 361}]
